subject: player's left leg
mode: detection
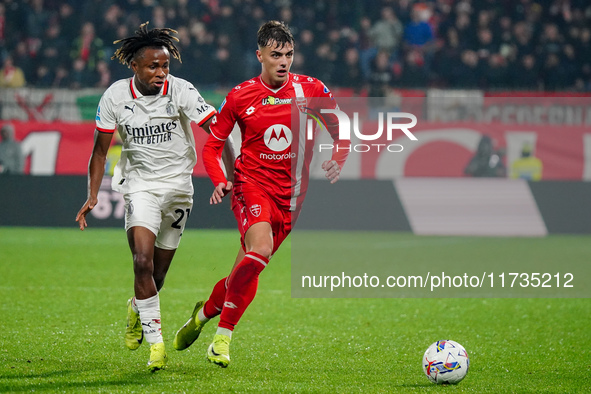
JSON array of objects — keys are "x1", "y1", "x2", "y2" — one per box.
[
  {"x1": 207, "y1": 222, "x2": 273, "y2": 367},
  {"x1": 153, "y1": 247, "x2": 175, "y2": 292}
]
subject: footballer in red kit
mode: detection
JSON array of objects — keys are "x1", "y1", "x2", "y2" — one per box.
[
  {"x1": 203, "y1": 73, "x2": 346, "y2": 250},
  {"x1": 174, "y1": 20, "x2": 349, "y2": 368}
]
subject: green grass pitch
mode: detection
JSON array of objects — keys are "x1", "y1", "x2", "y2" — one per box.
[{"x1": 1, "y1": 227, "x2": 589, "y2": 393}]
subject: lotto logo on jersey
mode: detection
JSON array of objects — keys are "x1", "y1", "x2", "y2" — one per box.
[{"x1": 264, "y1": 124, "x2": 292, "y2": 152}]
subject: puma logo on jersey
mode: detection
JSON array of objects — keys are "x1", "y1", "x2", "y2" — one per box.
[{"x1": 125, "y1": 104, "x2": 135, "y2": 113}]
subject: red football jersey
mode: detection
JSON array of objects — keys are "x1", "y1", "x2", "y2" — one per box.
[{"x1": 203, "y1": 73, "x2": 348, "y2": 211}]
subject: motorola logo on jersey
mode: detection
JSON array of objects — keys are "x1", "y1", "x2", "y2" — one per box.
[
  {"x1": 260, "y1": 124, "x2": 295, "y2": 160},
  {"x1": 264, "y1": 124, "x2": 292, "y2": 152}
]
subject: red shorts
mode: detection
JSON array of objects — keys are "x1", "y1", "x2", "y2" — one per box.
[{"x1": 231, "y1": 181, "x2": 300, "y2": 254}]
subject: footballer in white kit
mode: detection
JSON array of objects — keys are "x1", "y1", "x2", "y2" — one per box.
[
  {"x1": 96, "y1": 74, "x2": 215, "y2": 243},
  {"x1": 76, "y1": 23, "x2": 228, "y2": 372}
]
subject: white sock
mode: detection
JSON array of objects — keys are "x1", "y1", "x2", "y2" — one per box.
[
  {"x1": 216, "y1": 327, "x2": 233, "y2": 339},
  {"x1": 197, "y1": 308, "x2": 210, "y2": 324},
  {"x1": 135, "y1": 294, "x2": 163, "y2": 345}
]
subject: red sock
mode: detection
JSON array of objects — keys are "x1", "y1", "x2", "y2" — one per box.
[
  {"x1": 218, "y1": 252, "x2": 268, "y2": 331},
  {"x1": 203, "y1": 277, "x2": 228, "y2": 319}
]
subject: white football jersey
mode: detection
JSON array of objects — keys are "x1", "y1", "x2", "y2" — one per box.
[{"x1": 95, "y1": 74, "x2": 215, "y2": 194}]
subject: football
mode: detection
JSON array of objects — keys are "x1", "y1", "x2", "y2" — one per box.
[{"x1": 422, "y1": 340, "x2": 470, "y2": 384}]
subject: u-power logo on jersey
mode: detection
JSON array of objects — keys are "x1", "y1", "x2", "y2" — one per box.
[{"x1": 305, "y1": 108, "x2": 418, "y2": 153}]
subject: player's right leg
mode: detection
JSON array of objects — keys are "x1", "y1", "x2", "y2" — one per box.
[
  {"x1": 174, "y1": 247, "x2": 244, "y2": 350},
  {"x1": 128, "y1": 226, "x2": 168, "y2": 371},
  {"x1": 125, "y1": 297, "x2": 143, "y2": 350},
  {"x1": 173, "y1": 299, "x2": 207, "y2": 350},
  {"x1": 125, "y1": 192, "x2": 168, "y2": 371}
]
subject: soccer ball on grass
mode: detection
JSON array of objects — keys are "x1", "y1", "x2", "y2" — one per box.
[{"x1": 422, "y1": 340, "x2": 469, "y2": 384}]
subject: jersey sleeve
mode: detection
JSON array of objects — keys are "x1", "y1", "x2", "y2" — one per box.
[
  {"x1": 209, "y1": 94, "x2": 237, "y2": 141},
  {"x1": 314, "y1": 80, "x2": 350, "y2": 168},
  {"x1": 95, "y1": 89, "x2": 117, "y2": 133},
  {"x1": 202, "y1": 92, "x2": 237, "y2": 186},
  {"x1": 178, "y1": 82, "x2": 216, "y2": 126}
]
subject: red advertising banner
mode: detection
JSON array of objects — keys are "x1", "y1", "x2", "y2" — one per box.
[
  {"x1": 358, "y1": 121, "x2": 589, "y2": 180},
  {"x1": 0, "y1": 121, "x2": 211, "y2": 176},
  {"x1": 1, "y1": 120, "x2": 589, "y2": 180}
]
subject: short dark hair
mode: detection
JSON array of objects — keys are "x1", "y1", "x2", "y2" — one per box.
[
  {"x1": 112, "y1": 21, "x2": 181, "y2": 66},
  {"x1": 257, "y1": 20, "x2": 294, "y2": 49}
]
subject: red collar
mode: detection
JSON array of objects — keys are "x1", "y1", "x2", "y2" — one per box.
[{"x1": 129, "y1": 78, "x2": 169, "y2": 99}]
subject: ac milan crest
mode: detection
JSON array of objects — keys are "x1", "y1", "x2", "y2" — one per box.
[
  {"x1": 249, "y1": 204, "x2": 261, "y2": 217},
  {"x1": 166, "y1": 103, "x2": 175, "y2": 116}
]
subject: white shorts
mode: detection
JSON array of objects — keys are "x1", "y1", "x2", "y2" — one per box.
[{"x1": 124, "y1": 190, "x2": 193, "y2": 250}]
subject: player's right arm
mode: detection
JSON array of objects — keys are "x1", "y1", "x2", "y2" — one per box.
[
  {"x1": 200, "y1": 116, "x2": 236, "y2": 185},
  {"x1": 76, "y1": 130, "x2": 113, "y2": 230},
  {"x1": 76, "y1": 89, "x2": 117, "y2": 229},
  {"x1": 202, "y1": 95, "x2": 237, "y2": 204}
]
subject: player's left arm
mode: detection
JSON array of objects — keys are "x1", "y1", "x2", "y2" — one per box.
[{"x1": 317, "y1": 81, "x2": 350, "y2": 184}]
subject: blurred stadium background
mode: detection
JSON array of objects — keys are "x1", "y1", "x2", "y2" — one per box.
[
  {"x1": 1, "y1": 0, "x2": 590, "y2": 234},
  {"x1": 1, "y1": 2, "x2": 590, "y2": 391},
  {"x1": 2, "y1": 0, "x2": 591, "y2": 91}
]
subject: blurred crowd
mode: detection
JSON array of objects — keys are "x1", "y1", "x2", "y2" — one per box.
[{"x1": 1, "y1": 0, "x2": 591, "y2": 92}]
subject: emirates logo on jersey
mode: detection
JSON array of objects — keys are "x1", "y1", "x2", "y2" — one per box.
[{"x1": 264, "y1": 124, "x2": 292, "y2": 152}]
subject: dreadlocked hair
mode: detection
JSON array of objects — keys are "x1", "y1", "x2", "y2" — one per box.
[{"x1": 112, "y1": 21, "x2": 181, "y2": 66}]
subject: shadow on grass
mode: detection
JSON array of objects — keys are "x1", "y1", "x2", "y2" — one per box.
[{"x1": 0, "y1": 365, "x2": 185, "y2": 392}]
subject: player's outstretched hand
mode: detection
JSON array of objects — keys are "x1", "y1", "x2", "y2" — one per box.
[
  {"x1": 322, "y1": 160, "x2": 341, "y2": 184},
  {"x1": 75, "y1": 197, "x2": 97, "y2": 231},
  {"x1": 210, "y1": 181, "x2": 233, "y2": 204}
]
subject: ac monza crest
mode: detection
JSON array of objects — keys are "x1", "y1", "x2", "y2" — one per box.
[
  {"x1": 249, "y1": 204, "x2": 261, "y2": 217},
  {"x1": 295, "y1": 97, "x2": 308, "y2": 113}
]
